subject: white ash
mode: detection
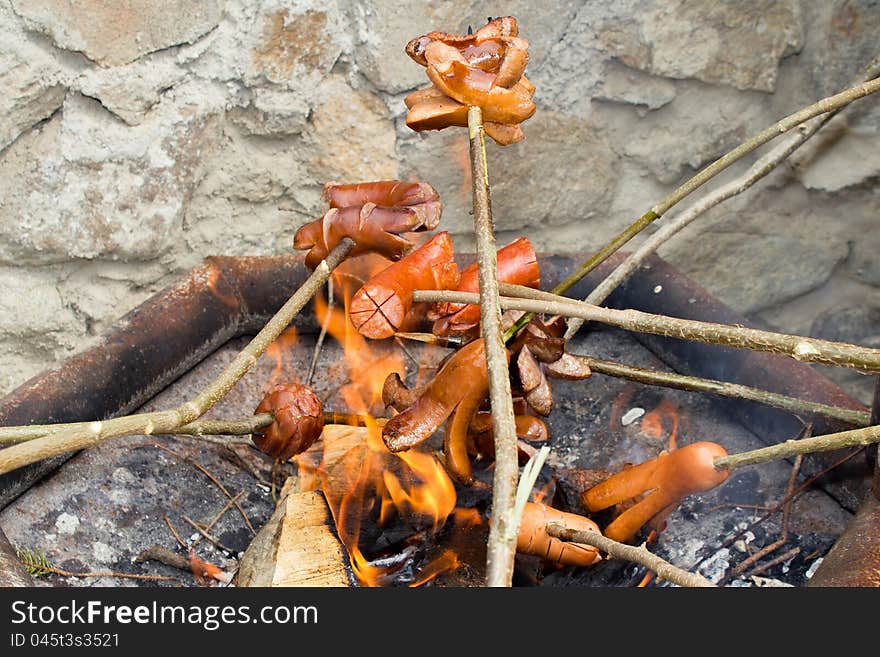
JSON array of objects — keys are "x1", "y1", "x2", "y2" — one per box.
[
  {"x1": 805, "y1": 557, "x2": 824, "y2": 580},
  {"x1": 54, "y1": 512, "x2": 80, "y2": 535},
  {"x1": 653, "y1": 285, "x2": 663, "y2": 293},
  {"x1": 732, "y1": 530, "x2": 756, "y2": 553},
  {"x1": 621, "y1": 407, "x2": 645, "y2": 426},
  {"x1": 696, "y1": 547, "x2": 731, "y2": 584},
  {"x1": 91, "y1": 541, "x2": 117, "y2": 564}
]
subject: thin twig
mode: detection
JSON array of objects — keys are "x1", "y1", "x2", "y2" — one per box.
[
  {"x1": 742, "y1": 546, "x2": 801, "y2": 581},
  {"x1": 564, "y1": 58, "x2": 880, "y2": 340},
  {"x1": 467, "y1": 105, "x2": 520, "y2": 588},
  {"x1": 164, "y1": 516, "x2": 188, "y2": 549},
  {"x1": 0, "y1": 415, "x2": 274, "y2": 445},
  {"x1": 714, "y1": 425, "x2": 880, "y2": 470},
  {"x1": 307, "y1": 277, "x2": 333, "y2": 385},
  {"x1": 17, "y1": 561, "x2": 178, "y2": 582},
  {"x1": 546, "y1": 524, "x2": 716, "y2": 587},
  {"x1": 720, "y1": 455, "x2": 803, "y2": 585},
  {"x1": 1, "y1": 411, "x2": 374, "y2": 446},
  {"x1": 716, "y1": 445, "x2": 864, "y2": 552},
  {"x1": 0, "y1": 238, "x2": 355, "y2": 476},
  {"x1": 504, "y1": 73, "x2": 880, "y2": 342},
  {"x1": 191, "y1": 491, "x2": 246, "y2": 548},
  {"x1": 182, "y1": 516, "x2": 237, "y2": 554},
  {"x1": 219, "y1": 447, "x2": 273, "y2": 487},
  {"x1": 147, "y1": 442, "x2": 255, "y2": 535},
  {"x1": 572, "y1": 354, "x2": 870, "y2": 426},
  {"x1": 415, "y1": 287, "x2": 880, "y2": 372}
]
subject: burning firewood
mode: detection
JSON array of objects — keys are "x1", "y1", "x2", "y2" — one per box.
[
  {"x1": 293, "y1": 180, "x2": 442, "y2": 269},
  {"x1": 516, "y1": 502, "x2": 602, "y2": 567},
  {"x1": 429, "y1": 237, "x2": 541, "y2": 337},
  {"x1": 349, "y1": 231, "x2": 460, "y2": 340},
  {"x1": 235, "y1": 478, "x2": 351, "y2": 587},
  {"x1": 317, "y1": 424, "x2": 458, "y2": 586},
  {"x1": 404, "y1": 16, "x2": 536, "y2": 145},
  {"x1": 251, "y1": 383, "x2": 325, "y2": 461},
  {"x1": 582, "y1": 441, "x2": 731, "y2": 543}
]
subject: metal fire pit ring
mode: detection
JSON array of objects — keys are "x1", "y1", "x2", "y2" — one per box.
[{"x1": 0, "y1": 252, "x2": 874, "y2": 586}]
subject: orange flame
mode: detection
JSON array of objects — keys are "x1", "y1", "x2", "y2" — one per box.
[
  {"x1": 640, "y1": 399, "x2": 680, "y2": 451},
  {"x1": 264, "y1": 327, "x2": 300, "y2": 391},
  {"x1": 311, "y1": 260, "x2": 458, "y2": 586},
  {"x1": 320, "y1": 425, "x2": 457, "y2": 587},
  {"x1": 314, "y1": 263, "x2": 404, "y2": 414}
]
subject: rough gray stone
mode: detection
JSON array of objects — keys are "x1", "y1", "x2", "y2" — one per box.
[
  {"x1": 662, "y1": 231, "x2": 846, "y2": 313},
  {"x1": 228, "y1": 87, "x2": 311, "y2": 136},
  {"x1": 246, "y1": 1, "x2": 348, "y2": 92},
  {"x1": 593, "y1": 79, "x2": 770, "y2": 184},
  {"x1": 399, "y1": 111, "x2": 618, "y2": 248},
  {"x1": 799, "y1": 0, "x2": 880, "y2": 131},
  {"x1": 0, "y1": 2, "x2": 66, "y2": 151},
  {"x1": 0, "y1": 264, "x2": 83, "y2": 393},
  {"x1": 597, "y1": 0, "x2": 803, "y2": 92},
  {"x1": 349, "y1": 1, "x2": 579, "y2": 94},
  {"x1": 594, "y1": 61, "x2": 677, "y2": 111},
  {"x1": 659, "y1": 194, "x2": 851, "y2": 314},
  {"x1": 0, "y1": 93, "x2": 216, "y2": 265},
  {"x1": 301, "y1": 76, "x2": 398, "y2": 183},
  {"x1": 12, "y1": 0, "x2": 223, "y2": 67},
  {"x1": 75, "y1": 56, "x2": 188, "y2": 126},
  {"x1": 811, "y1": 304, "x2": 880, "y2": 348},
  {"x1": 796, "y1": 128, "x2": 880, "y2": 192}
]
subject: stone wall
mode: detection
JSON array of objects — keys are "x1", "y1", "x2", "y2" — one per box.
[{"x1": 1, "y1": 0, "x2": 878, "y2": 401}]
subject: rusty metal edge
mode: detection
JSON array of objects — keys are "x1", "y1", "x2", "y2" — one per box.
[{"x1": 0, "y1": 251, "x2": 874, "y2": 586}]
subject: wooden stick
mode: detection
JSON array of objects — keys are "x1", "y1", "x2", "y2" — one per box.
[
  {"x1": 0, "y1": 414, "x2": 276, "y2": 445},
  {"x1": 0, "y1": 409, "x2": 381, "y2": 445},
  {"x1": 503, "y1": 74, "x2": 880, "y2": 341},
  {"x1": 0, "y1": 239, "x2": 355, "y2": 476},
  {"x1": 564, "y1": 58, "x2": 880, "y2": 339},
  {"x1": 715, "y1": 424, "x2": 880, "y2": 470},
  {"x1": 414, "y1": 287, "x2": 880, "y2": 372},
  {"x1": 467, "y1": 106, "x2": 520, "y2": 588},
  {"x1": 571, "y1": 355, "x2": 870, "y2": 426},
  {"x1": 546, "y1": 524, "x2": 716, "y2": 587}
]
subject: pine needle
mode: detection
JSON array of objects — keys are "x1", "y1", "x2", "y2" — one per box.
[{"x1": 16, "y1": 546, "x2": 53, "y2": 577}]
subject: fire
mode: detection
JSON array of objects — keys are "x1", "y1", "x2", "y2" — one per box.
[
  {"x1": 310, "y1": 259, "x2": 459, "y2": 586},
  {"x1": 640, "y1": 399, "x2": 680, "y2": 451},
  {"x1": 314, "y1": 259, "x2": 405, "y2": 414},
  {"x1": 319, "y1": 424, "x2": 457, "y2": 587},
  {"x1": 264, "y1": 327, "x2": 300, "y2": 390}
]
